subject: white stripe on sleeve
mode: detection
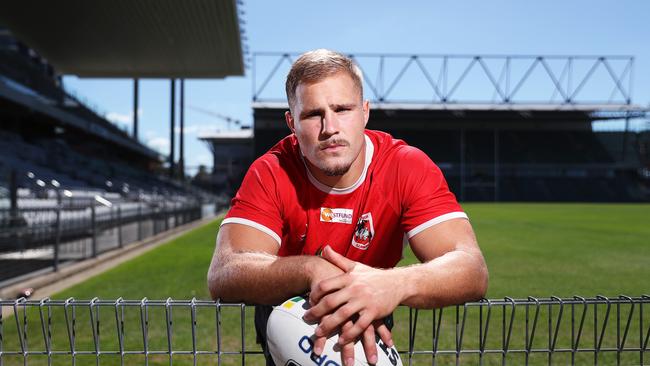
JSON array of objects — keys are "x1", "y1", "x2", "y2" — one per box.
[
  {"x1": 221, "y1": 217, "x2": 282, "y2": 246},
  {"x1": 406, "y1": 212, "x2": 469, "y2": 239}
]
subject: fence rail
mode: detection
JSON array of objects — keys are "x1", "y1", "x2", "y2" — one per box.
[
  {"x1": 1, "y1": 296, "x2": 649, "y2": 365},
  {"x1": 0, "y1": 202, "x2": 203, "y2": 284},
  {"x1": 0, "y1": 203, "x2": 201, "y2": 252}
]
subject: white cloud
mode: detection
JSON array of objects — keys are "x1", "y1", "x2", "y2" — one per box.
[
  {"x1": 144, "y1": 130, "x2": 157, "y2": 139},
  {"x1": 173, "y1": 124, "x2": 219, "y2": 135},
  {"x1": 147, "y1": 137, "x2": 170, "y2": 153},
  {"x1": 106, "y1": 108, "x2": 143, "y2": 126},
  {"x1": 106, "y1": 112, "x2": 132, "y2": 125}
]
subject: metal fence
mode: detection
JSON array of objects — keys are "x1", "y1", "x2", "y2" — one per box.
[
  {"x1": 0, "y1": 201, "x2": 203, "y2": 284},
  {"x1": 1, "y1": 296, "x2": 648, "y2": 365}
]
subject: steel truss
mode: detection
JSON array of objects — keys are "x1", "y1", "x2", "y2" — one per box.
[
  {"x1": 1, "y1": 296, "x2": 649, "y2": 365},
  {"x1": 252, "y1": 53, "x2": 634, "y2": 106}
]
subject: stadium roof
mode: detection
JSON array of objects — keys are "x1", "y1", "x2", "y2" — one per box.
[{"x1": 0, "y1": 0, "x2": 244, "y2": 78}]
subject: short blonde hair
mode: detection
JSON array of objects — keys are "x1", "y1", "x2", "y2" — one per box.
[{"x1": 285, "y1": 49, "x2": 363, "y2": 110}]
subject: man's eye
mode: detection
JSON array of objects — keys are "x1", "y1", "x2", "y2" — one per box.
[{"x1": 336, "y1": 108, "x2": 350, "y2": 113}]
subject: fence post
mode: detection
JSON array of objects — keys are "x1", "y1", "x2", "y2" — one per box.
[
  {"x1": 164, "y1": 201, "x2": 169, "y2": 231},
  {"x1": 175, "y1": 202, "x2": 179, "y2": 227},
  {"x1": 54, "y1": 195, "x2": 61, "y2": 271},
  {"x1": 91, "y1": 203, "x2": 97, "y2": 258},
  {"x1": 152, "y1": 204, "x2": 158, "y2": 235},
  {"x1": 117, "y1": 205, "x2": 123, "y2": 248},
  {"x1": 171, "y1": 202, "x2": 174, "y2": 228},
  {"x1": 137, "y1": 203, "x2": 143, "y2": 241}
]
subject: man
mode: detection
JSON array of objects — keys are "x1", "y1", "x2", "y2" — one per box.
[{"x1": 208, "y1": 49, "x2": 488, "y2": 366}]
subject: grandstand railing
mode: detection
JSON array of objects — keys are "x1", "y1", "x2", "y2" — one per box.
[
  {"x1": 0, "y1": 296, "x2": 648, "y2": 366},
  {"x1": 252, "y1": 53, "x2": 634, "y2": 106},
  {"x1": 0, "y1": 201, "x2": 202, "y2": 284},
  {"x1": 0, "y1": 203, "x2": 201, "y2": 251}
]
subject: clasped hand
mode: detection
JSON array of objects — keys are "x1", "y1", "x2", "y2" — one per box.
[{"x1": 303, "y1": 246, "x2": 402, "y2": 365}]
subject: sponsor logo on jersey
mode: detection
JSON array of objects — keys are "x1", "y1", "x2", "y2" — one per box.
[
  {"x1": 320, "y1": 208, "x2": 353, "y2": 224},
  {"x1": 352, "y1": 212, "x2": 374, "y2": 250}
]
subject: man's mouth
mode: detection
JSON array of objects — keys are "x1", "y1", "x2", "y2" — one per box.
[
  {"x1": 322, "y1": 144, "x2": 344, "y2": 150},
  {"x1": 320, "y1": 140, "x2": 349, "y2": 151}
]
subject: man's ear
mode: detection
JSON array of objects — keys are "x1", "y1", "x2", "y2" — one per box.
[
  {"x1": 363, "y1": 100, "x2": 370, "y2": 127},
  {"x1": 285, "y1": 110, "x2": 295, "y2": 133}
]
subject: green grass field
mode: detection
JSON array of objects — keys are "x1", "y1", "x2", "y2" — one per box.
[{"x1": 1, "y1": 203, "x2": 649, "y2": 365}]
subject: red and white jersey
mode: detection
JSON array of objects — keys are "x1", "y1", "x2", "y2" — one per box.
[{"x1": 223, "y1": 130, "x2": 467, "y2": 269}]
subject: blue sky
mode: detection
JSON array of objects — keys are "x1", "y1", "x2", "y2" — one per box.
[{"x1": 61, "y1": 0, "x2": 650, "y2": 174}]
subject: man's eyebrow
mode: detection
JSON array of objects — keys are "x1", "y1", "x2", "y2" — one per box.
[
  {"x1": 331, "y1": 103, "x2": 356, "y2": 110},
  {"x1": 299, "y1": 107, "x2": 323, "y2": 119},
  {"x1": 298, "y1": 103, "x2": 357, "y2": 119}
]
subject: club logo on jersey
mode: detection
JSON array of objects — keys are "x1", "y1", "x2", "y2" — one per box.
[
  {"x1": 320, "y1": 208, "x2": 353, "y2": 224},
  {"x1": 352, "y1": 212, "x2": 374, "y2": 250}
]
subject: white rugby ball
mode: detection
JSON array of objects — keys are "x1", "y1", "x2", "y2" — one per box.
[{"x1": 267, "y1": 296, "x2": 403, "y2": 366}]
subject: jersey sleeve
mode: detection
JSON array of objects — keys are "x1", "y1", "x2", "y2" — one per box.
[
  {"x1": 398, "y1": 146, "x2": 467, "y2": 239},
  {"x1": 222, "y1": 157, "x2": 283, "y2": 245}
]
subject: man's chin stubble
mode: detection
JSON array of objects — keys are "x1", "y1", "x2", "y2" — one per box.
[
  {"x1": 318, "y1": 159, "x2": 352, "y2": 176},
  {"x1": 323, "y1": 165, "x2": 351, "y2": 176}
]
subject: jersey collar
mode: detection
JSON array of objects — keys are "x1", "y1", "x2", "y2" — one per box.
[{"x1": 303, "y1": 134, "x2": 374, "y2": 195}]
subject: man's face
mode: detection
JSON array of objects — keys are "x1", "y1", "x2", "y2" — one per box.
[{"x1": 285, "y1": 72, "x2": 369, "y2": 179}]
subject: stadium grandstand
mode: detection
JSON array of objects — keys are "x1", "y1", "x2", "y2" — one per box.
[
  {"x1": 198, "y1": 128, "x2": 254, "y2": 196},
  {"x1": 0, "y1": 4, "x2": 649, "y2": 366},
  {"x1": 252, "y1": 53, "x2": 650, "y2": 202},
  {"x1": 0, "y1": 0, "x2": 244, "y2": 285}
]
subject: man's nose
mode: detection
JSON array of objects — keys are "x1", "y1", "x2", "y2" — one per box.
[{"x1": 321, "y1": 110, "x2": 340, "y2": 136}]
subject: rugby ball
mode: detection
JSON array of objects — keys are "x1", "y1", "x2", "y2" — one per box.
[{"x1": 267, "y1": 296, "x2": 403, "y2": 366}]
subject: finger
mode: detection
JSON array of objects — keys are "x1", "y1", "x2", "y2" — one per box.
[
  {"x1": 313, "y1": 335, "x2": 327, "y2": 356},
  {"x1": 315, "y1": 302, "x2": 364, "y2": 337},
  {"x1": 339, "y1": 311, "x2": 374, "y2": 345},
  {"x1": 305, "y1": 278, "x2": 351, "y2": 321},
  {"x1": 341, "y1": 338, "x2": 355, "y2": 366},
  {"x1": 361, "y1": 324, "x2": 378, "y2": 365},
  {"x1": 374, "y1": 322, "x2": 394, "y2": 347},
  {"x1": 308, "y1": 275, "x2": 347, "y2": 308},
  {"x1": 322, "y1": 245, "x2": 356, "y2": 272},
  {"x1": 340, "y1": 320, "x2": 356, "y2": 366}
]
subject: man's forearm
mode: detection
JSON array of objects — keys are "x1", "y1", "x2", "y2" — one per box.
[
  {"x1": 394, "y1": 249, "x2": 488, "y2": 309},
  {"x1": 208, "y1": 252, "x2": 338, "y2": 305}
]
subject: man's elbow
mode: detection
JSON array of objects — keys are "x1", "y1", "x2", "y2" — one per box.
[
  {"x1": 469, "y1": 254, "x2": 489, "y2": 301},
  {"x1": 207, "y1": 268, "x2": 222, "y2": 301},
  {"x1": 475, "y1": 266, "x2": 489, "y2": 300},
  {"x1": 207, "y1": 263, "x2": 235, "y2": 302}
]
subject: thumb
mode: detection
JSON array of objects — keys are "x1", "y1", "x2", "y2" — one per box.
[{"x1": 322, "y1": 245, "x2": 355, "y2": 272}]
